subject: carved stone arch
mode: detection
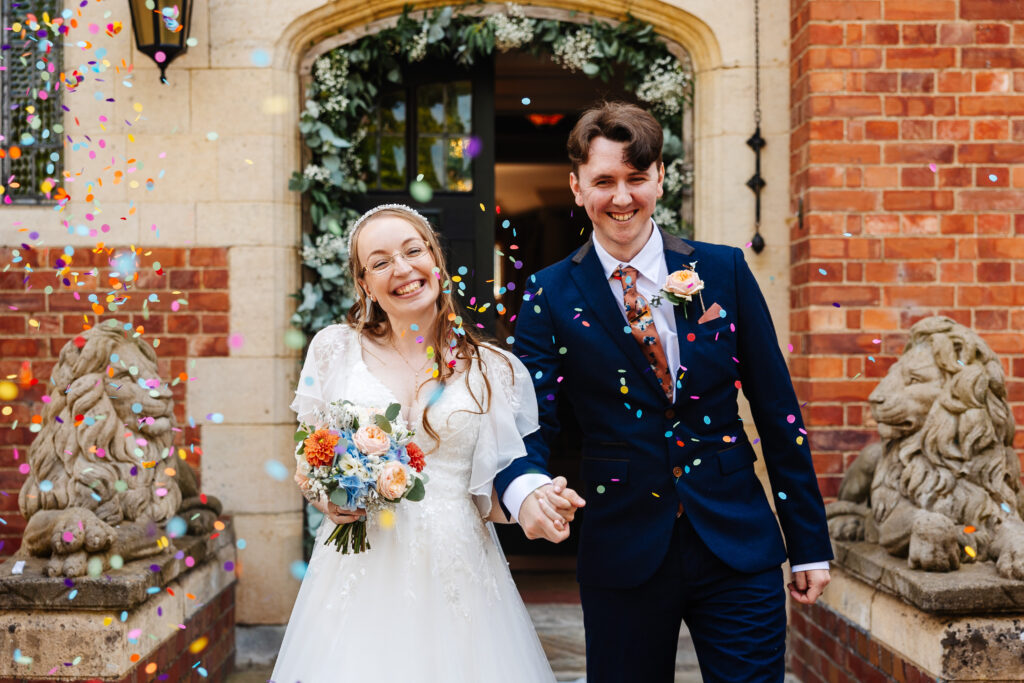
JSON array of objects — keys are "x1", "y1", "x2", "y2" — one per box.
[{"x1": 272, "y1": 0, "x2": 726, "y2": 240}]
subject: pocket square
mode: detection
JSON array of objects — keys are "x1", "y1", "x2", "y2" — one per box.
[{"x1": 698, "y1": 302, "x2": 724, "y2": 325}]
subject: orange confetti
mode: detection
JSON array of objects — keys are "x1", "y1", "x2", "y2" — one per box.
[
  {"x1": 9, "y1": 147, "x2": 21, "y2": 160},
  {"x1": 964, "y1": 526, "x2": 976, "y2": 534}
]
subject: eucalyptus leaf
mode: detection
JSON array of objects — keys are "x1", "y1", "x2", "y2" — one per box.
[
  {"x1": 405, "y1": 477, "x2": 426, "y2": 502},
  {"x1": 374, "y1": 414, "x2": 392, "y2": 434},
  {"x1": 582, "y1": 62, "x2": 600, "y2": 76},
  {"x1": 328, "y1": 488, "x2": 350, "y2": 508},
  {"x1": 385, "y1": 403, "x2": 401, "y2": 421}
]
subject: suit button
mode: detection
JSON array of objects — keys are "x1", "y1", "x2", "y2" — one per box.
[
  {"x1": 672, "y1": 466, "x2": 683, "y2": 477},
  {"x1": 664, "y1": 409, "x2": 675, "y2": 419}
]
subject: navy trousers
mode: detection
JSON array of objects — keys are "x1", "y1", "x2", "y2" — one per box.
[{"x1": 579, "y1": 513, "x2": 787, "y2": 683}]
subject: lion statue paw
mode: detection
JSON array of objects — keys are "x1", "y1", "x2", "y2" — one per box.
[
  {"x1": 24, "y1": 507, "x2": 116, "y2": 577},
  {"x1": 908, "y1": 511, "x2": 960, "y2": 572}
]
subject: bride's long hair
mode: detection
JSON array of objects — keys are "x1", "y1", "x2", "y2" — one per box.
[{"x1": 345, "y1": 206, "x2": 504, "y2": 445}]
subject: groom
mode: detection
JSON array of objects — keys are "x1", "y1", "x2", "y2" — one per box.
[{"x1": 495, "y1": 102, "x2": 833, "y2": 682}]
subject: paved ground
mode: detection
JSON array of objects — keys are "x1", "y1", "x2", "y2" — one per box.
[{"x1": 227, "y1": 604, "x2": 702, "y2": 682}]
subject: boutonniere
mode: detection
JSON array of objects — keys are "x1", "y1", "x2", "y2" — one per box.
[{"x1": 658, "y1": 262, "x2": 707, "y2": 319}]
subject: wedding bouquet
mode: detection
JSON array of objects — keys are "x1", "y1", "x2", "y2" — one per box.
[{"x1": 295, "y1": 400, "x2": 427, "y2": 554}]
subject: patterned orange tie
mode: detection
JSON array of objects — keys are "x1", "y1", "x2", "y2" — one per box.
[{"x1": 615, "y1": 265, "x2": 673, "y2": 400}]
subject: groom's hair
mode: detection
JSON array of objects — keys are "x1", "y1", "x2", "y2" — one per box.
[{"x1": 567, "y1": 101, "x2": 663, "y2": 175}]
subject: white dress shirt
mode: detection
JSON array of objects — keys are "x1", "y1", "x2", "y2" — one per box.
[{"x1": 500, "y1": 223, "x2": 828, "y2": 574}]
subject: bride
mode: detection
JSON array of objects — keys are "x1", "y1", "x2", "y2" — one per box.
[{"x1": 272, "y1": 204, "x2": 576, "y2": 682}]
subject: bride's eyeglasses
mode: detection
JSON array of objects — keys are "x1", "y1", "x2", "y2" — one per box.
[{"x1": 362, "y1": 241, "x2": 432, "y2": 276}]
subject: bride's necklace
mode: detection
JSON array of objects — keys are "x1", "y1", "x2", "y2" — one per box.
[{"x1": 389, "y1": 334, "x2": 431, "y2": 379}]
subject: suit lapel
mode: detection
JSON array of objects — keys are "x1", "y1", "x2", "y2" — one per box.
[{"x1": 569, "y1": 240, "x2": 665, "y2": 395}]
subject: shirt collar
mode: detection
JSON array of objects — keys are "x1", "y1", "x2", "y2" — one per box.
[{"x1": 591, "y1": 220, "x2": 665, "y2": 283}]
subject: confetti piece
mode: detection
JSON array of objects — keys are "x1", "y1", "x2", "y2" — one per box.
[
  {"x1": 250, "y1": 49, "x2": 271, "y2": 67},
  {"x1": 521, "y1": 97, "x2": 531, "y2": 105},
  {"x1": 777, "y1": 492, "x2": 788, "y2": 500},
  {"x1": 189, "y1": 636, "x2": 209, "y2": 654},
  {"x1": 264, "y1": 460, "x2": 289, "y2": 481},
  {"x1": 963, "y1": 526, "x2": 976, "y2": 534},
  {"x1": 964, "y1": 546, "x2": 976, "y2": 559},
  {"x1": 379, "y1": 509, "x2": 395, "y2": 529},
  {"x1": 928, "y1": 163, "x2": 937, "y2": 172},
  {"x1": 596, "y1": 485, "x2": 606, "y2": 494},
  {"x1": 290, "y1": 561, "x2": 308, "y2": 580}
]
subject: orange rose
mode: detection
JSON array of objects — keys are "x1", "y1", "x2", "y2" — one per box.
[
  {"x1": 304, "y1": 429, "x2": 338, "y2": 468},
  {"x1": 353, "y1": 424, "x2": 391, "y2": 456},
  {"x1": 376, "y1": 462, "x2": 409, "y2": 500},
  {"x1": 663, "y1": 269, "x2": 704, "y2": 300}
]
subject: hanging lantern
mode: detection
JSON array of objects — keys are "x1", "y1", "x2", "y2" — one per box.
[{"x1": 128, "y1": 0, "x2": 194, "y2": 83}]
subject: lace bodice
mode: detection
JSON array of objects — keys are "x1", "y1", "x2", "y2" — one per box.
[{"x1": 291, "y1": 324, "x2": 537, "y2": 614}]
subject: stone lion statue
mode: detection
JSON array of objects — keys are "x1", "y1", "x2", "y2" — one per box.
[
  {"x1": 17, "y1": 321, "x2": 221, "y2": 577},
  {"x1": 828, "y1": 316, "x2": 1024, "y2": 579}
]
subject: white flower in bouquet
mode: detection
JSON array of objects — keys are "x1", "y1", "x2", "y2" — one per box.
[
  {"x1": 488, "y1": 4, "x2": 536, "y2": 52},
  {"x1": 552, "y1": 29, "x2": 599, "y2": 73},
  {"x1": 636, "y1": 56, "x2": 691, "y2": 116}
]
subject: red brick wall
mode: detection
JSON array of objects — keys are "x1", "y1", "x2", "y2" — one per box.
[
  {"x1": 789, "y1": 601, "x2": 937, "y2": 683},
  {"x1": 789, "y1": 0, "x2": 1024, "y2": 498},
  {"x1": 0, "y1": 246, "x2": 229, "y2": 557}
]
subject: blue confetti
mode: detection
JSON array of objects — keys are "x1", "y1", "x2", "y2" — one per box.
[
  {"x1": 68, "y1": 589, "x2": 78, "y2": 600},
  {"x1": 1001, "y1": 503, "x2": 1012, "y2": 514},
  {"x1": 664, "y1": 431, "x2": 673, "y2": 438},
  {"x1": 290, "y1": 560, "x2": 308, "y2": 580},
  {"x1": 703, "y1": 416, "x2": 711, "y2": 425},
  {"x1": 264, "y1": 460, "x2": 289, "y2": 481},
  {"x1": 131, "y1": 402, "x2": 143, "y2": 413},
  {"x1": 303, "y1": 376, "x2": 315, "y2": 386},
  {"x1": 166, "y1": 516, "x2": 187, "y2": 538},
  {"x1": 818, "y1": 268, "x2": 827, "y2": 275},
  {"x1": 39, "y1": 480, "x2": 53, "y2": 493},
  {"x1": 505, "y1": 336, "x2": 515, "y2": 344},
  {"x1": 778, "y1": 491, "x2": 788, "y2": 500}
]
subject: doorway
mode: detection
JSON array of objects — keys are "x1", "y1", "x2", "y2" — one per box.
[{"x1": 491, "y1": 49, "x2": 634, "y2": 565}]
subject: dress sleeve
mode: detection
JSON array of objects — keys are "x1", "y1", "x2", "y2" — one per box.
[
  {"x1": 290, "y1": 326, "x2": 337, "y2": 426},
  {"x1": 468, "y1": 345, "x2": 540, "y2": 517}
]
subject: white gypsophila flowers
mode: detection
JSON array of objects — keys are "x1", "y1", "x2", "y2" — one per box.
[
  {"x1": 552, "y1": 28, "x2": 599, "y2": 73},
  {"x1": 487, "y1": 3, "x2": 536, "y2": 52},
  {"x1": 407, "y1": 25, "x2": 429, "y2": 62},
  {"x1": 636, "y1": 56, "x2": 691, "y2": 116},
  {"x1": 302, "y1": 164, "x2": 331, "y2": 184},
  {"x1": 663, "y1": 158, "x2": 694, "y2": 196},
  {"x1": 301, "y1": 233, "x2": 348, "y2": 268},
  {"x1": 654, "y1": 204, "x2": 679, "y2": 230}
]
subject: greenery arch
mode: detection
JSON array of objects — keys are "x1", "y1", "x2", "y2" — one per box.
[{"x1": 290, "y1": 3, "x2": 694, "y2": 340}]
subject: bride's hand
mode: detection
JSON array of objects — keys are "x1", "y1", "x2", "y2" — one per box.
[{"x1": 324, "y1": 501, "x2": 366, "y2": 525}]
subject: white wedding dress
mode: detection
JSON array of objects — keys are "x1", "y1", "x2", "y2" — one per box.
[{"x1": 271, "y1": 324, "x2": 556, "y2": 683}]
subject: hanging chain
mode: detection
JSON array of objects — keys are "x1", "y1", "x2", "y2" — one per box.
[{"x1": 753, "y1": 0, "x2": 761, "y2": 126}]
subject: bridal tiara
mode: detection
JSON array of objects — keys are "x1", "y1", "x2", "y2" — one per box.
[{"x1": 346, "y1": 203, "x2": 433, "y2": 255}]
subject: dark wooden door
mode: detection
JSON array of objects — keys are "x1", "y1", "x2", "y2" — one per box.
[{"x1": 356, "y1": 58, "x2": 495, "y2": 322}]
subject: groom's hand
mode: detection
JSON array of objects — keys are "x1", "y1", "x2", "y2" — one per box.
[
  {"x1": 788, "y1": 568, "x2": 831, "y2": 605},
  {"x1": 518, "y1": 476, "x2": 586, "y2": 543}
]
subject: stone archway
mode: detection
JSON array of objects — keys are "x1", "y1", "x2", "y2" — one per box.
[{"x1": 272, "y1": 0, "x2": 725, "y2": 241}]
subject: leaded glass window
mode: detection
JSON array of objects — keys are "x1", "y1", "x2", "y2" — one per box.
[{"x1": 0, "y1": 0, "x2": 63, "y2": 205}]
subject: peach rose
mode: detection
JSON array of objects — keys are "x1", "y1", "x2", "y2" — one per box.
[
  {"x1": 663, "y1": 269, "x2": 704, "y2": 300},
  {"x1": 353, "y1": 424, "x2": 390, "y2": 456},
  {"x1": 376, "y1": 461, "x2": 409, "y2": 500}
]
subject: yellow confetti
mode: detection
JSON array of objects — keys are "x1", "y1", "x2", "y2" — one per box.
[
  {"x1": 0, "y1": 381, "x2": 18, "y2": 401},
  {"x1": 620, "y1": 386, "x2": 628, "y2": 394},
  {"x1": 133, "y1": 103, "x2": 143, "y2": 112},
  {"x1": 796, "y1": 436, "x2": 804, "y2": 445},
  {"x1": 103, "y1": 616, "x2": 113, "y2": 626},
  {"x1": 479, "y1": 203, "x2": 485, "y2": 211},
  {"x1": 379, "y1": 509, "x2": 395, "y2": 529},
  {"x1": 651, "y1": 492, "x2": 660, "y2": 498},
  {"x1": 28, "y1": 319, "x2": 39, "y2": 328},
  {"x1": 965, "y1": 546, "x2": 977, "y2": 559},
  {"x1": 245, "y1": 159, "x2": 254, "y2": 165},
  {"x1": 189, "y1": 636, "x2": 209, "y2": 654}
]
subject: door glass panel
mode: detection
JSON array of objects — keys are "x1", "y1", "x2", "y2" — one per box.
[
  {"x1": 359, "y1": 88, "x2": 406, "y2": 190},
  {"x1": 415, "y1": 80, "x2": 473, "y2": 192},
  {"x1": 379, "y1": 136, "x2": 407, "y2": 190},
  {"x1": 417, "y1": 83, "x2": 445, "y2": 134},
  {"x1": 417, "y1": 136, "x2": 445, "y2": 189}
]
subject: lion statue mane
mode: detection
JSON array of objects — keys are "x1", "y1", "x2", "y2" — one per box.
[
  {"x1": 17, "y1": 321, "x2": 221, "y2": 577},
  {"x1": 828, "y1": 316, "x2": 1024, "y2": 579}
]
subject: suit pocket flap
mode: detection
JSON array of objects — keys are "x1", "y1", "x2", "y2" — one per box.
[
  {"x1": 717, "y1": 442, "x2": 756, "y2": 475},
  {"x1": 581, "y1": 458, "x2": 629, "y2": 484}
]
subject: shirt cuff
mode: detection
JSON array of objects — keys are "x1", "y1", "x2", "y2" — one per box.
[
  {"x1": 791, "y1": 561, "x2": 831, "y2": 573},
  {"x1": 501, "y1": 473, "x2": 554, "y2": 523}
]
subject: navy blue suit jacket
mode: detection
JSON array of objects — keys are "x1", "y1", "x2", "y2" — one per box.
[{"x1": 495, "y1": 230, "x2": 833, "y2": 588}]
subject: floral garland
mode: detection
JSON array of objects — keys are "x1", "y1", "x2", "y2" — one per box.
[{"x1": 290, "y1": 3, "x2": 694, "y2": 342}]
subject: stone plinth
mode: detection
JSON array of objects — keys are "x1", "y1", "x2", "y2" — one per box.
[
  {"x1": 789, "y1": 541, "x2": 1024, "y2": 683},
  {"x1": 0, "y1": 522, "x2": 237, "y2": 682}
]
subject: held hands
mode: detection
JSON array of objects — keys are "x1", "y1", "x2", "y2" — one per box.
[
  {"x1": 296, "y1": 470, "x2": 365, "y2": 525},
  {"x1": 518, "y1": 476, "x2": 586, "y2": 544},
  {"x1": 788, "y1": 568, "x2": 831, "y2": 605}
]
